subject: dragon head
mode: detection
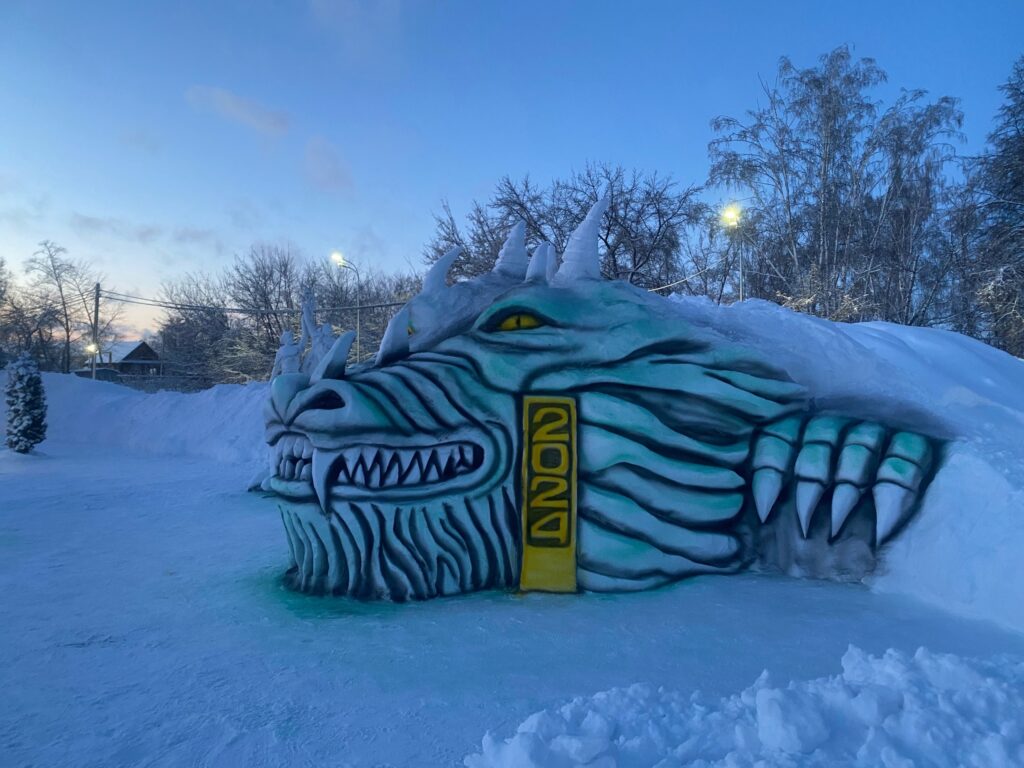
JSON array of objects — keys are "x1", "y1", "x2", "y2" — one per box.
[{"x1": 263, "y1": 200, "x2": 940, "y2": 600}]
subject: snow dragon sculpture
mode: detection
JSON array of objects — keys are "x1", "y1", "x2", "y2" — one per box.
[{"x1": 262, "y1": 200, "x2": 943, "y2": 600}]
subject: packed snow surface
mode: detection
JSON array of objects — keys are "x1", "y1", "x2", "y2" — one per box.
[
  {"x1": 3, "y1": 440, "x2": 1023, "y2": 766},
  {"x1": 2, "y1": 297, "x2": 1024, "y2": 765},
  {"x1": 467, "y1": 645, "x2": 1024, "y2": 767}
]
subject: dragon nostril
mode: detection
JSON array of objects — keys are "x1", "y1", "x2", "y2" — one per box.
[{"x1": 306, "y1": 390, "x2": 346, "y2": 411}]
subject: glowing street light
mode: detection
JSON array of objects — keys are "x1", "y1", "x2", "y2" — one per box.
[
  {"x1": 331, "y1": 250, "x2": 362, "y2": 361},
  {"x1": 720, "y1": 203, "x2": 742, "y2": 229},
  {"x1": 85, "y1": 343, "x2": 98, "y2": 354},
  {"x1": 720, "y1": 204, "x2": 745, "y2": 301}
]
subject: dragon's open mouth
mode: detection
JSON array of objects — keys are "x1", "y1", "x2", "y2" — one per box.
[
  {"x1": 327, "y1": 441, "x2": 483, "y2": 489},
  {"x1": 271, "y1": 432, "x2": 486, "y2": 491}
]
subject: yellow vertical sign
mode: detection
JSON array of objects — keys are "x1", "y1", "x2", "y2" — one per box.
[{"x1": 519, "y1": 396, "x2": 578, "y2": 593}]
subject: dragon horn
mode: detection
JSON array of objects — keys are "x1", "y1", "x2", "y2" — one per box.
[
  {"x1": 422, "y1": 246, "x2": 461, "y2": 295},
  {"x1": 494, "y1": 220, "x2": 528, "y2": 279},
  {"x1": 526, "y1": 243, "x2": 552, "y2": 283},
  {"x1": 375, "y1": 305, "x2": 410, "y2": 366},
  {"x1": 554, "y1": 196, "x2": 609, "y2": 283}
]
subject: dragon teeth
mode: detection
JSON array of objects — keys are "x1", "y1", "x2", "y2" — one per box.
[
  {"x1": 325, "y1": 441, "x2": 482, "y2": 491},
  {"x1": 402, "y1": 456, "x2": 423, "y2": 484},
  {"x1": 382, "y1": 456, "x2": 401, "y2": 485},
  {"x1": 272, "y1": 434, "x2": 315, "y2": 482}
]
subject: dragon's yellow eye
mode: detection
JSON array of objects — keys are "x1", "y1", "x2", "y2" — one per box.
[
  {"x1": 497, "y1": 313, "x2": 543, "y2": 331},
  {"x1": 407, "y1": 324, "x2": 415, "y2": 336}
]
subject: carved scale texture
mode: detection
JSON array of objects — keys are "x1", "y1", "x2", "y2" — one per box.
[{"x1": 278, "y1": 487, "x2": 519, "y2": 601}]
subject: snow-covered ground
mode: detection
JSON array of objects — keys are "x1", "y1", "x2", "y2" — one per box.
[
  {"x1": 3, "y1": 297, "x2": 1024, "y2": 766},
  {"x1": 3, "y1": 440, "x2": 1023, "y2": 766}
]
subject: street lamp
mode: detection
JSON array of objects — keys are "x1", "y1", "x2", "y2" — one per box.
[
  {"x1": 720, "y1": 204, "x2": 744, "y2": 301},
  {"x1": 720, "y1": 203, "x2": 741, "y2": 230},
  {"x1": 85, "y1": 342, "x2": 99, "y2": 379},
  {"x1": 331, "y1": 250, "x2": 361, "y2": 361}
]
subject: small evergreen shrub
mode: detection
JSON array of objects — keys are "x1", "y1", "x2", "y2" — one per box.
[{"x1": 4, "y1": 353, "x2": 47, "y2": 454}]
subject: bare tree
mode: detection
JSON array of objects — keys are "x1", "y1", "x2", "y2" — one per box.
[
  {"x1": 156, "y1": 273, "x2": 231, "y2": 386},
  {"x1": 24, "y1": 241, "x2": 99, "y2": 373},
  {"x1": 156, "y1": 245, "x2": 419, "y2": 384},
  {"x1": 427, "y1": 164, "x2": 701, "y2": 289}
]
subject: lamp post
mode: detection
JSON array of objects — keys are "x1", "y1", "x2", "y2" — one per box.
[
  {"x1": 331, "y1": 250, "x2": 361, "y2": 361},
  {"x1": 720, "y1": 203, "x2": 743, "y2": 301},
  {"x1": 85, "y1": 342, "x2": 99, "y2": 379}
]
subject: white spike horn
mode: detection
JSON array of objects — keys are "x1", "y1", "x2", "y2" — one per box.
[
  {"x1": 494, "y1": 220, "x2": 528, "y2": 279},
  {"x1": 546, "y1": 243, "x2": 559, "y2": 283},
  {"x1": 554, "y1": 196, "x2": 609, "y2": 283},
  {"x1": 310, "y1": 330, "x2": 355, "y2": 383},
  {"x1": 526, "y1": 243, "x2": 552, "y2": 283},
  {"x1": 375, "y1": 305, "x2": 410, "y2": 367},
  {"x1": 422, "y1": 246, "x2": 461, "y2": 295}
]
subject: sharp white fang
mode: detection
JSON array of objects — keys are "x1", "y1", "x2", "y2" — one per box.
[
  {"x1": 752, "y1": 468, "x2": 783, "y2": 523},
  {"x1": 874, "y1": 481, "x2": 915, "y2": 544},
  {"x1": 830, "y1": 483, "x2": 862, "y2": 539},
  {"x1": 403, "y1": 456, "x2": 423, "y2": 484},
  {"x1": 342, "y1": 448, "x2": 361, "y2": 471},
  {"x1": 795, "y1": 480, "x2": 825, "y2": 537},
  {"x1": 382, "y1": 456, "x2": 400, "y2": 486}
]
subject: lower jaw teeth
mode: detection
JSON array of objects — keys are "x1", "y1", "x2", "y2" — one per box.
[{"x1": 279, "y1": 458, "x2": 311, "y2": 482}]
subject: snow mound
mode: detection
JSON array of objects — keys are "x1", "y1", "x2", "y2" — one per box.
[
  {"x1": 669, "y1": 298, "x2": 1024, "y2": 633},
  {"x1": 669, "y1": 296, "x2": 1024, "y2": 456},
  {"x1": 873, "y1": 444, "x2": 1024, "y2": 634},
  {"x1": 466, "y1": 646, "x2": 1024, "y2": 768},
  {"x1": 0, "y1": 372, "x2": 268, "y2": 473}
]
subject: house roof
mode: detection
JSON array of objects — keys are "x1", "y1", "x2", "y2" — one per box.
[{"x1": 103, "y1": 340, "x2": 158, "y2": 363}]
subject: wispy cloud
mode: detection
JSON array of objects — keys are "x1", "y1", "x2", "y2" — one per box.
[
  {"x1": 120, "y1": 129, "x2": 161, "y2": 155},
  {"x1": 226, "y1": 200, "x2": 262, "y2": 230},
  {"x1": 304, "y1": 136, "x2": 353, "y2": 193},
  {"x1": 0, "y1": 193, "x2": 50, "y2": 231},
  {"x1": 172, "y1": 226, "x2": 225, "y2": 254},
  {"x1": 185, "y1": 85, "x2": 290, "y2": 137},
  {"x1": 70, "y1": 213, "x2": 163, "y2": 244},
  {"x1": 308, "y1": 0, "x2": 403, "y2": 69}
]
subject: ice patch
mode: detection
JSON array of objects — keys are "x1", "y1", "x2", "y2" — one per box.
[{"x1": 465, "y1": 645, "x2": 1024, "y2": 768}]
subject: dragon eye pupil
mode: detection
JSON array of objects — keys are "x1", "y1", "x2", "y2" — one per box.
[{"x1": 497, "y1": 313, "x2": 542, "y2": 332}]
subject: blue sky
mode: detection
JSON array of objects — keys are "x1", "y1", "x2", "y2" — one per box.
[{"x1": 1, "y1": 0, "x2": 1022, "y2": 331}]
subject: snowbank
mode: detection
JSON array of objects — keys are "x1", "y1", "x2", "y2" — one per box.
[
  {"x1": 669, "y1": 297, "x2": 1024, "y2": 634},
  {"x1": 466, "y1": 645, "x2": 1024, "y2": 768},
  {"x1": 872, "y1": 444, "x2": 1024, "y2": 633},
  {"x1": 0, "y1": 372, "x2": 268, "y2": 473},
  {"x1": 669, "y1": 296, "x2": 1024, "y2": 455}
]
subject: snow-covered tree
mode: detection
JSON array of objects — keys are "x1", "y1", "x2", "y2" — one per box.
[
  {"x1": 975, "y1": 56, "x2": 1024, "y2": 356},
  {"x1": 707, "y1": 46, "x2": 963, "y2": 323},
  {"x1": 4, "y1": 353, "x2": 47, "y2": 453}
]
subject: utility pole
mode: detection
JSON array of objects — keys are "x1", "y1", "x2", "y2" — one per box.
[
  {"x1": 738, "y1": 239, "x2": 744, "y2": 302},
  {"x1": 91, "y1": 282, "x2": 100, "y2": 380}
]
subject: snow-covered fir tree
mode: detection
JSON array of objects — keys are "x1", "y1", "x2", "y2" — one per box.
[{"x1": 4, "y1": 353, "x2": 47, "y2": 454}]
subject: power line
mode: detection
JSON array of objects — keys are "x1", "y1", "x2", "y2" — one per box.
[
  {"x1": 648, "y1": 264, "x2": 718, "y2": 293},
  {"x1": 99, "y1": 289, "x2": 405, "y2": 315}
]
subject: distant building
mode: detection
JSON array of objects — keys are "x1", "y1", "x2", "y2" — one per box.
[
  {"x1": 100, "y1": 341, "x2": 163, "y2": 376},
  {"x1": 75, "y1": 340, "x2": 164, "y2": 381}
]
